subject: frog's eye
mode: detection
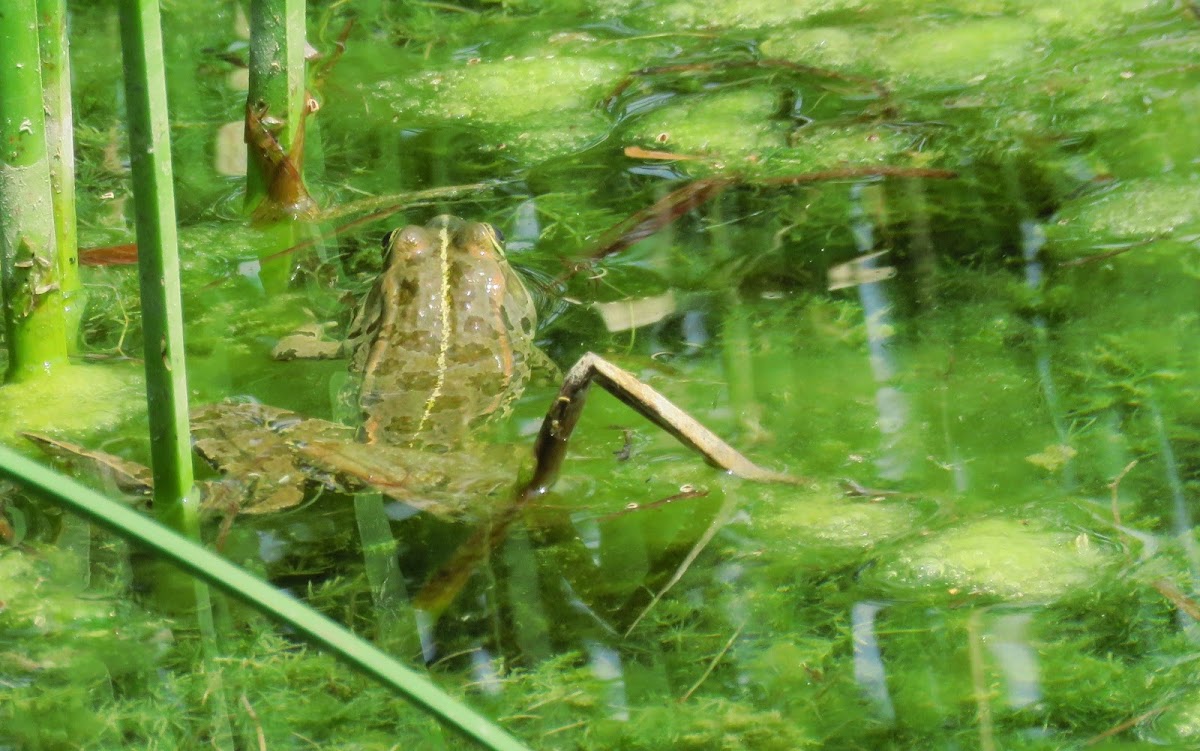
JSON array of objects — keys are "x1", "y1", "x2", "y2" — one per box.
[
  {"x1": 482, "y1": 223, "x2": 505, "y2": 255},
  {"x1": 380, "y1": 229, "x2": 398, "y2": 254}
]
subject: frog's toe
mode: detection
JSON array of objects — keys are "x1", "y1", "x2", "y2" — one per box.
[{"x1": 271, "y1": 323, "x2": 342, "y2": 361}]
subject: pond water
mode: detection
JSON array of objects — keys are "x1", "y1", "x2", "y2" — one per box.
[{"x1": 4, "y1": 1, "x2": 1200, "y2": 749}]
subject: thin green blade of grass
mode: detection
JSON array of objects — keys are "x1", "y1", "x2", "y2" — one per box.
[{"x1": 0, "y1": 444, "x2": 535, "y2": 751}]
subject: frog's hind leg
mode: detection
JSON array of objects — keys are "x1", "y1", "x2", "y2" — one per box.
[{"x1": 522, "y1": 352, "x2": 806, "y2": 497}]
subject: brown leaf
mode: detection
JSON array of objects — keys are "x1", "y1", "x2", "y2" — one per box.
[{"x1": 79, "y1": 243, "x2": 138, "y2": 266}]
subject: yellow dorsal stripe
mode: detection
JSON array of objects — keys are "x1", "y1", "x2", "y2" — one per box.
[{"x1": 415, "y1": 224, "x2": 453, "y2": 435}]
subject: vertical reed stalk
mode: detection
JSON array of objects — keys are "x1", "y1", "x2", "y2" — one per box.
[
  {"x1": 354, "y1": 493, "x2": 422, "y2": 656},
  {"x1": 0, "y1": 0, "x2": 70, "y2": 384},
  {"x1": 245, "y1": 0, "x2": 314, "y2": 291},
  {"x1": 119, "y1": 4, "x2": 234, "y2": 745},
  {"x1": 117, "y1": 0, "x2": 198, "y2": 535},
  {"x1": 37, "y1": 0, "x2": 84, "y2": 352},
  {"x1": 354, "y1": 493, "x2": 450, "y2": 748},
  {"x1": 245, "y1": 0, "x2": 308, "y2": 208},
  {"x1": 35, "y1": 0, "x2": 92, "y2": 583}
]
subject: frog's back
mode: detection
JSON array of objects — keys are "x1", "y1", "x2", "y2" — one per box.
[{"x1": 353, "y1": 216, "x2": 537, "y2": 449}]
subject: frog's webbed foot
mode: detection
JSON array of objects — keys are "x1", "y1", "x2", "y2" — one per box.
[
  {"x1": 523, "y1": 352, "x2": 807, "y2": 497},
  {"x1": 271, "y1": 322, "x2": 345, "y2": 361}
]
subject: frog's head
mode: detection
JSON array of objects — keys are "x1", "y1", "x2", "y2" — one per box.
[{"x1": 380, "y1": 215, "x2": 506, "y2": 265}]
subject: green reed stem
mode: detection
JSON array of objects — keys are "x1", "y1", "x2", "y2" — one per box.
[
  {"x1": 355, "y1": 493, "x2": 450, "y2": 749},
  {"x1": 37, "y1": 0, "x2": 84, "y2": 352},
  {"x1": 0, "y1": 0, "x2": 70, "y2": 384},
  {"x1": 245, "y1": 0, "x2": 314, "y2": 292},
  {"x1": 118, "y1": 0, "x2": 197, "y2": 533},
  {"x1": 116, "y1": 9, "x2": 233, "y2": 744},
  {"x1": 34, "y1": 0, "x2": 94, "y2": 584},
  {"x1": 0, "y1": 445, "x2": 535, "y2": 751},
  {"x1": 354, "y1": 493, "x2": 425, "y2": 657},
  {"x1": 245, "y1": 0, "x2": 308, "y2": 209}
]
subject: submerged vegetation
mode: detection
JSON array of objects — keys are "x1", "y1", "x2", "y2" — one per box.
[{"x1": 2, "y1": 0, "x2": 1200, "y2": 748}]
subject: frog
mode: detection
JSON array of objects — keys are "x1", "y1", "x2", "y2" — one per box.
[
  {"x1": 323, "y1": 214, "x2": 539, "y2": 450},
  {"x1": 267, "y1": 214, "x2": 796, "y2": 494},
  {"x1": 29, "y1": 215, "x2": 799, "y2": 519},
  {"x1": 219, "y1": 214, "x2": 542, "y2": 515},
  {"x1": 25, "y1": 214, "x2": 804, "y2": 615}
]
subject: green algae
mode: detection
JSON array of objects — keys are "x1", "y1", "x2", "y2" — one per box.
[
  {"x1": 396, "y1": 52, "x2": 622, "y2": 158},
  {"x1": 1145, "y1": 689, "x2": 1200, "y2": 744},
  {"x1": 0, "y1": 546, "x2": 171, "y2": 751},
  {"x1": 1051, "y1": 179, "x2": 1200, "y2": 244},
  {"x1": 1015, "y1": 0, "x2": 1173, "y2": 36},
  {"x1": 880, "y1": 517, "x2": 1113, "y2": 602},
  {"x1": 633, "y1": 89, "x2": 786, "y2": 158},
  {"x1": 758, "y1": 486, "x2": 921, "y2": 551},
  {"x1": 0, "y1": 581, "x2": 467, "y2": 750},
  {"x1": 774, "y1": 124, "x2": 921, "y2": 171},
  {"x1": 422, "y1": 55, "x2": 621, "y2": 122},
  {"x1": 0, "y1": 363, "x2": 142, "y2": 440},
  {"x1": 630, "y1": 86, "x2": 915, "y2": 176},
  {"x1": 490, "y1": 652, "x2": 826, "y2": 750},
  {"x1": 642, "y1": 0, "x2": 866, "y2": 30},
  {"x1": 881, "y1": 18, "x2": 1040, "y2": 87},
  {"x1": 759, "y1": 27, "x2": 870, "y2": 69}
]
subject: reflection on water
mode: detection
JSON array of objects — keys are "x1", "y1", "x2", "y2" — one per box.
[
  {"x1": 987, "y1": 610, "x2": 1041, "y2": 710},
  {"x1": 848, "y1": 183, "x2": 913, "y2": 484},
  {"x1": 852, "y1": 601, "x2": 896, "y2": 721},
  {"x1": 1021, "y1": 218, "x2": 1074, "y2": 490}
]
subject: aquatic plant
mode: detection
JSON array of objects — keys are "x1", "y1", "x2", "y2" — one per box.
[{"x1": 0, "y1": 0, "x2": 71, "y2": 384}]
